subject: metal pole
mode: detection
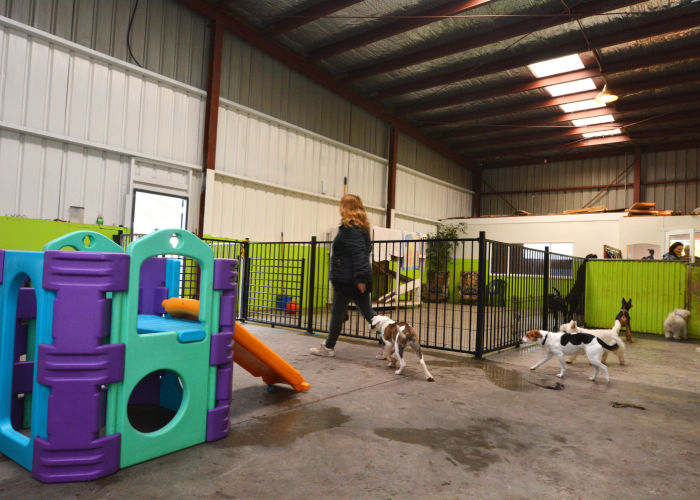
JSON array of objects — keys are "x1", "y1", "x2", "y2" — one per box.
[
  {"x1": 542, "y1": 246, "x2": 550, "y2": 331},
  {"x1": 306, "y1": 236, "x2": 317, "y2": 334},
  {"x1": 475, "y1": 231, "x2": 486, "y2": 359},
  {"x1": 241, "y1": 239, "x2": 250, "y2": 322}
]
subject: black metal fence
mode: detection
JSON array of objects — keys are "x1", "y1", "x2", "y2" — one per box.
[{"x1": 119, "y1": 232, "x2": 586, "y2": 358}]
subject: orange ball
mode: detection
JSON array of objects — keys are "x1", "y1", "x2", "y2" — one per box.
[{"x1": 285, "y1": 300, "x2": 299, "y2": 314}]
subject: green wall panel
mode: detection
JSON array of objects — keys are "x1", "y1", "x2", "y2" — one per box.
[
  {"x1": 586, "y1": 261, "x2": 692, "y2": 336},
  {"x1": 0, "y1": 216, "x2": 126, "y2": 251}
]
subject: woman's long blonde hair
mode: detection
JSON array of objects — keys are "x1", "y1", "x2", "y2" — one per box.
[{"x1": 340, "y1": 194, "x2": 370, "y2": 233}]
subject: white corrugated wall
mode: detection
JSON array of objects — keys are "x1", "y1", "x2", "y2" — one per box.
[
  {"x1": 481, "y1": 150, "x2": 699, "y2": 216},
  {"x1": 0, "y1": 15, "x2": 203, "y2": 228}
]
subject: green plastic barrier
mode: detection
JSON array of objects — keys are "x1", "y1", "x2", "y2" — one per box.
[
  {"x1": 106, "y1": 229, "x2": 217, "y2": 468},
  {"x1": 43, "y1": 231, "x2": 124, "y2": 253}
]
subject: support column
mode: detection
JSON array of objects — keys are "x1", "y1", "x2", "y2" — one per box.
[
  {"x1": 633, "y1": 144, "x2": 641, "y2": 203},
  {"x1": 198, "y1": 18, "x2": 224, "y2": 238},
  {"x1": 386, "y1": 127, "x2": 397, "y2": 228},
  {"x1": 472, "y1": 168, "x2": 481, "y2": 217}
]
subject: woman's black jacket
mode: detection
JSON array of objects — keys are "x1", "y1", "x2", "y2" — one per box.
[{"x1": 329, "y1": 224, "x2": 372, "y2": 286}]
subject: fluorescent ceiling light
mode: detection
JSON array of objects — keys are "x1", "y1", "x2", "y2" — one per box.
[
  {"x1": 545, "y1": 78, "x2": 596, "y2": 97},
  {"x1": 572, "y1": 114, "x2": 615, "y2": 126},
  {"x1": 528, "y1": 54, "x2": 584, "y2": 78},
  {"x1": 560, "y1": 99, "x2": 606, "y2": 113},
  {"x1": 582, "y1": 128, "x2": 622, "y2": 139}
]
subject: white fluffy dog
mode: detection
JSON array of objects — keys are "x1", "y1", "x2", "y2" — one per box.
[
  {"x1": 664, "y1": 309, "x2": 690, "y2": 340},
  {"x1": 560, "y1": 320, "x2": 626, "y2": 365}
]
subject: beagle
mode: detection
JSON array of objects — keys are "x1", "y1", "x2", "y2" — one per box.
[
  {"x1": 370, "y1": 315, "x2": 434, "y2": 381},
  {"x1": 521, "y1": 329, "x2": 621, "y2": 383}
]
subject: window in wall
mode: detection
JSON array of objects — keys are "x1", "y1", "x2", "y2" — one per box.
[
  {"x1": 491, "y1": 242, "x2": 574, "y2": 276},
  {"x1": 132, "y1": 190, "x2": 188, "y2": 234}
]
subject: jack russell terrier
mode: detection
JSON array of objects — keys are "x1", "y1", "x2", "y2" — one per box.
[
  {"x1": 370, "y1": 315, "x2": 434, "y2": 381},
  {"x1": 521, "y1": 329, "x2": 621, "y2": 383}
]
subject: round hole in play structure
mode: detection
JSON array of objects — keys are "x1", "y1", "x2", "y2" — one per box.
[
  {"x1": 82, "y1": 234, "x2": 95, "y2": 248},
  {"x1": 127, "y1": 369, "x2": 183, "y2": 433},
  {"x1": 169, "y1": 233, "x2": 181, "y2": 249}
]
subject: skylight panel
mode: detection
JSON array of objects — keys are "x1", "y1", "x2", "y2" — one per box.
[
  {"x1": 528, "y1": 54, "x2": 584, "y2": 78},
  {"x1": 545, "y1": 78, "x2": 596, "y2": 97},
  {"x1": 582, "y1": 128, "x2": 622, "y2": 139},
  {"x1": 572, "y1": 115, "x2": 615, "y2": 126},
  {"x1": 560, "y1": 99, "x2": 606, "y2": 113}
]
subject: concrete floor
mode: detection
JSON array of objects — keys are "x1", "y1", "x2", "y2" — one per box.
[{"x1": 1, "y1": 325, "x2": 700, "y2": 499}]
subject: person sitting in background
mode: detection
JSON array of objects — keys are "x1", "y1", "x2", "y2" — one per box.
[{"x1": 663, "y1": 242, "x2": 684, "y2": 261}]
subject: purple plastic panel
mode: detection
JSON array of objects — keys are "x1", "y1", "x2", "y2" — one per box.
[
  {"x1": 17, "y1": 287, "x2": 37, "y2": 319},
  {"x1": 215, "y1": 365, "x2": 232, "y2": 401},
  {"x1": 209, "y1": 332, "x2": 233, "y2": 366},
  {"x1": 138, "y1": 257, "x2": 169, "y2": 315},
  {"x1": 213, "y1": 259, "x2": 237, "y2": 291},
  {"x1": 12, "y1": 361, "x2": 34, "y2": 394},
  {"x1": 206, "y1": 404, "x2": 230, "y2": 442},
  {"x1": 32, "y1": 434, "x2": 120, "y2": 483},
  {"x1": 34, "y1": 251, "x2": 129, "y2": 481}
]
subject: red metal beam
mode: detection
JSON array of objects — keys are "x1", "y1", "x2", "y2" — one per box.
[
  {"x1": 397, "y1": 68, "x2": 601, "y2": 115},
  {"x1": 386, "y1": 127, "x2": 398, "y2": 228},
  {"x1": 397, "y1": 45, "x2": 700, "y2": 115},
  {"x1": 422, "y1": 90, "x2": 601, "y2": 129},
  {"x1": 198, "y1": 17, "x2": 224, "y2": 238},
  {"x1": 265, "y1": 0, "x2": 363, "y2": 37},
  {"x1": 438, "y1": 90, "x2": 700, "y2": 140},
  {"x1": 375, "y1": 10, "x2": 700, "y2": 98},
  {"x1": 309, "y1": 0, "x2": 492, "y2": 61},
  {"x1": 340, "y1": 0, "x2": 647, "y2": 83},
  {"x1": 480, "y1": 139, "x2": 699, "y2": 169},
  {"x1": 176, "y1": 0, "x2": 474, "y2": 171},
  {"x1": 426, "y1": 69, "x2": 700, "y2": 129},
  {"x1": 633, "y1": 145, "x2": 641, "y2": 203},
  {"x1": 454, "y1": 113, "x2": 699, "y2": 152}
]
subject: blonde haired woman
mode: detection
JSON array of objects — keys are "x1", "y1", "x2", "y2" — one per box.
[{"x1": 310, "y1": 194, "x2": 377, "y2": 357}]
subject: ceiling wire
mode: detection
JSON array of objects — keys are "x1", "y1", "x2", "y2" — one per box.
[{"x1": 127, "y1": 0, "x2": 144, "y2": 68}]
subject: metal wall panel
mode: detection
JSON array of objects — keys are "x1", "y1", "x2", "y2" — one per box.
[
  {"x1": 396, "y1": 166, "x2": 472, "y2": 222},
  {"x1": 220, "y1": 31, "x2": 387, "y2": 158},
  {"x1": 216, "y1": 98, "x2": 387, "y2": 209},
  {"x1": 397, "y1": 133, "x2": 472, "y2": 189},
  {"x1": 0, "y1": 129, "x2": 129, "y2": 225},
  {"x1": 643, "y1": 148, "x2": 700, "y2": 212},
  {"x1": 0, "y1": 17, "x2": 206, "y2": 166},
  {"x1": 481, "y1": 155, "x2": 636, "y2": 216},
  {"x1": 0, "y1": 0, "x2": 209, "y2": 89}
]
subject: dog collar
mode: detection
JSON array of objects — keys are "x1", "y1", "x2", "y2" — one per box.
[{"x1": 541, "y1": 333, "x2": 548, "y2": 345}]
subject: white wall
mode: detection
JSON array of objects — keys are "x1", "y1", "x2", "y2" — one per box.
[
  {"x1": 0, "y1": 16, "x2": 203, "y2": 229},
  {"x1": 462, "y1": 213, "x2": 700, "y2": 258},
  {"x1": 463, "y1": 213, "x2": 626, "y2": 257}
]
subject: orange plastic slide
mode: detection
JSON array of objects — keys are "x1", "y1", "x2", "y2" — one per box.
[{"x1": 233, "y1": 322, "x2": 310, "y2": 392}]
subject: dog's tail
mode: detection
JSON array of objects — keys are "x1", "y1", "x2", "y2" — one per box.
[{"x1": 597, "y1": 337, "x2": 620, "y2": 351}]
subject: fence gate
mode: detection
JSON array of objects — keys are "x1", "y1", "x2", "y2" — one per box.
[{"x1": 243, "y1": 256, "x2": 305, "y2": 328}]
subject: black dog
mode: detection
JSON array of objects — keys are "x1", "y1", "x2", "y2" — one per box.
[
  {"x1": 548, "y1": 287, "x2": 568, "y2": 329},
  {"x1": 616, "y1": 298, "x2": 633, "y2": 342}
]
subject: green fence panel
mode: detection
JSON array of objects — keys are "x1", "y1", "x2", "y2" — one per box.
[{"x1": 586, "y1": 261, "x2": 688, "y2": 335}]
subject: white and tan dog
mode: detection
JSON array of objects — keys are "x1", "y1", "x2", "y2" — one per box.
[
  {"x1": 521, "y1": 329, "x2": 621, "y2": 383},
  {"x1": 664, "y1": 308, "x2": 690, "y2": 340},
  {"x1": 370, "y1": 315, "x2": 434, "y2": 381},
  {"x1": 560, "y1": 320, "x2": 626, "y2": 365}
]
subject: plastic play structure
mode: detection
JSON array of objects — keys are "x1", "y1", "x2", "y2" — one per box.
[{"x1": 0, "y1": 229, "x2": 309, "y2": 483}]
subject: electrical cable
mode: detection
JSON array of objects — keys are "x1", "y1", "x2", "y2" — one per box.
[{"x1": 127, "y1": 0, "x2": 144, "y2": 68}]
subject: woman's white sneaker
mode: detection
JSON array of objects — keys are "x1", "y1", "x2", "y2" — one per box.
[{"x1": 310, "y1": 342, "x2": 335, "y2": 357}]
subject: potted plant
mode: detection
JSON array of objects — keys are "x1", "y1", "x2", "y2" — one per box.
[{"x1": 422, "y1": 223, "x2": 465, "y2": 302}]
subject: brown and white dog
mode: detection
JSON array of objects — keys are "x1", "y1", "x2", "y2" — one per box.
[
  {"x1": 521, "y1": 329, "x2": 621, "y2": 383},
  {"x1": 370, "y1": 315, "x2": 434, "y2": 381}
]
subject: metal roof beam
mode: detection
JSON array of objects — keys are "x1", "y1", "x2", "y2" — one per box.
[
  {"x1": 340, "y1": 0, "x2": 647, "y2": 83},
  {"x1": 175, "y1": 0, "x2": 474, "y2": 171},
  {"x1": 438, "y1": 90, "x2": 700, "y2": 140},
  {"x1": 376, "y1": 9, "x2": 700, "y2": 98},
  {"x1": 309, "y1": 0, "x2": 492, "y2": 61},
  {"x1": 265, "y1": 0, "x2": 363, "y2": 37},
  {"x1": 397, "y1": 45, "x2": 700, "y2": 115}
]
